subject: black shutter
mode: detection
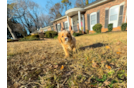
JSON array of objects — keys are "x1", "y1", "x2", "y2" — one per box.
[
  {"x1": 118, "y1": 5, "x2": 124, "y2": 26},
  {"x1": 105, "y1": 9, "x2": 109, "y2": 28},
  {"x1": 87, "y1": 14, "x2": 90, "y2": 30},
  {"x1": 55, "y1": 24, "x2": 57, "y2": 32},
  {"x1": 97, "y1": 10, "x2": 100, "y2": 23},
  {"x1": 63, "y1": 22, "x2": 65, "y2": 29}
]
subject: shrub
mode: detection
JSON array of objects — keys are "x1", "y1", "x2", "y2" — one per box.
[
  {"x1": 73, "y1": 33, "x2": 82, "y2": 37},
  {"x1": 108, "y1": 23, "x2": 113, "y2": 32},
  {"x1": 38, "y1": 32, "x2": 44, "y2": 38},
  {"x1": 29, "y1": 34, "x2": 39, "y2": 38},
  {"x1": 19, "y1": 34, "x2": 39, "y2": 41},
  {"x1": 79, "y1": 30, "x2": 82, "y2": 34},
  {"x1": 86, "y1": 30, "x2": 89, "y2": 34},
  {"x1": 54, "y1": 35, "x2": 58, "y2": 39},
  {"x1": 7, "y1": 39, "x2": 13, "y2": 42},
  {"x1": 93, "y1": 23, "x2": 102, "y2": 33},
  {"x1": 45, "y1": 31, "x2": 58, "y2": 38},
  {"x1": 121, "y1": 23, "x2": 127, "y2": 31},
  {"x1": 19, "y1": 37, "x2": 39, "y2": 41}
]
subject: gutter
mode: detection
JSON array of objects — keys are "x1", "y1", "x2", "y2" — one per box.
[
  {"x1": 51, "y1": 15, "x2": 67, "y2": 23},
  {"x1": 84, "y1": 0, "x2": 109, "y2": 10}
]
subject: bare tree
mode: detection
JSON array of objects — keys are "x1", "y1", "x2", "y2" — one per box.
[
  {"x1": 61, "y1": 0, "x2": 72, "y2": 11},
  {"x1": 75, "y1": 0, "x2": 86, "y2": 8},
  {"x1": 38, "y1": 14, "x2": 52, "y2": 27},
  {"x1": 7, "y1": 3, "x2": 18, "y2": 39},
  {"x1": 12, "y1": 0, "x2": 42, "y2": 33},
  {"x1": 7, "y1": 0, "x2": 30, "y2": 39},
  {"x1": 44, "y1": 0, "x2": 64, "y2": 20}
]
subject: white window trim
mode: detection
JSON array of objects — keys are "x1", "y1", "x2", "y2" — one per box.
[
  {"x1": 65, "y1": 21, "x2": 68, "y2": 24},
  {"x1": 105, "y1": 7, "x2": 109, "y2": 10},
  {"x1": 120, "y1": 2, "x2": 125, "y2": 6},
  {"x1": 108, "y1": 2, "x2": 126, "y2": 27},
  {"x1": 57, "y1": 23, "x2": 60, "y2": 25},
  {"x1": 90, "y1": 12, "x2": 97, "y2": 31},
  {"x1": 109, "y1": 5, "x2": 120, "y2": 27}
]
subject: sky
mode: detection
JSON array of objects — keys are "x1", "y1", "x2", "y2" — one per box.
[
  {"x1": 30, "y1": 0, "x2": 76, "y2": 15},
  {"x1": 7, "y1": 0, "x2": 76, "y2": 15}
]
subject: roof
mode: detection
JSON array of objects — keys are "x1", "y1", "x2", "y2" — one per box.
[
  {"x1": 51, "y1": 15, "x2": 67, "y2": 23},
  {"x1": 84, "y1": 0, "x2": 111, "y2": 9},
  {"x1": 31, "y1": 25, "x2": 54, "y2": 34},
  {"x1": 84, "y1": 0, "x2": 103, "y2": 8},
  {"x1": 51, "y1": 0, "x2": 111, "y2": 23}
]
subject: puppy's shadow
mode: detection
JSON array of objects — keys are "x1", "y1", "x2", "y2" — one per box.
[{"x1": 78, "y1": 42, "x2": 108, "y2": 50}]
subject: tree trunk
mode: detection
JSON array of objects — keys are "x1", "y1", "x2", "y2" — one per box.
[{"x1": 7, "y1": 23, "x2": 17, "y2": 39}]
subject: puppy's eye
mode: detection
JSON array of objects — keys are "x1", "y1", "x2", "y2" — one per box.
[{"x1": 62, "y1": 36, "x2": 63, "y2": 37}]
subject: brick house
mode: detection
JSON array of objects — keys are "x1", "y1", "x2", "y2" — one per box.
[{"x1": 37, "y1": 0, "x2": 127, "y2": 34}]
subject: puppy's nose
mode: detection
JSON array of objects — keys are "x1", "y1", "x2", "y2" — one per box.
[{"x1": 65, "y1": 38, "x2": 68, "y2": 41}]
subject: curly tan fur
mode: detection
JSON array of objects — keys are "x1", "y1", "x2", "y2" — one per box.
[{"x1": 58, "y1": 30, "x2": 76, "y2": 58}]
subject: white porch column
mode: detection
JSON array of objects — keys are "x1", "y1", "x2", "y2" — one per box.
[
  {"x1": 82, "y1": 14, "x2": 85, "y2": 32},
  {"x1": 67, "y1": 16, "x2": 70, "y2": 30},
  {"x1": 71, "y1": 18, "x2": 73, "y2": 30},
  {"x1": 78, "y1": 11, "x2": 81, "y2": 30}
]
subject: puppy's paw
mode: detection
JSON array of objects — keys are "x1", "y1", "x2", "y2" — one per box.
[
  {"x1": 73, "y1": 48, "x2": 77, "y2": 54},
  {"x1": 64, "y1": 55, "x2": 69, "y2": 59}
]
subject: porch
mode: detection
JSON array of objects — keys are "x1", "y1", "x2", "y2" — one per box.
[{"x1": 65, "y1": 8, "x2": 85, "y2": 32}]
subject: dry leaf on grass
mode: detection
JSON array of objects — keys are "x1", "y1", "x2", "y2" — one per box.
[
  {"x1": 11, "y1": 82, "x2": 20, "y2": 88},
  {"x1": 53, "y1": 65, "x2": 58, "y2": 69},
  {"x1": 60, "y1": 65, "x2": 64, "y2": 70},
  {"x1": 105, "y1": 65, "x2": 111, "y2": 69},
  {"x1": 110, "y1": 63, "x2": 114, "y2": 66},
  {"x1": 116, "y1": 41, "x2": 122, "y2": 45},
  {"x1": 92, "y1": 63, "x2": 98, "y2": 68},
  {"x1": 118, "y1": 48, "x2": 121, "y2": 51},
  {"x1": 105, "y1": 46, "x2": 110, "y2": 49},
  {"x1": 104, "y1": 81, "x2": 110, "y2": 86},
  {"x1": 116, "y1": 52, "x2": 122, "y2": 54}
]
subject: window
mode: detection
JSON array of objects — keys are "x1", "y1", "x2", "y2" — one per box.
[
  {"x1": 90, "y1": 12, "x2": 97, "y2": 31},
  {"x1": 110, "y1": 7, "x2": 119, "y2": 21},
  {"x1": 57, "y1": 23, "x2": 61, "y2": 31},
  {"x1": 91, "y1": 14, "x2": 97, "y2": 25},
  {"x1": 64, "y1": 21, "x2": 68, "y2": 29},
  {"x1": 109, "y1": 5, "x2": 119, "y2": 27}
]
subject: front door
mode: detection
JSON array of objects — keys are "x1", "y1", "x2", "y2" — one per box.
[
  {"x1": 109, "y1": 5, "x2": 119, "y2": 27},
  {"x1": 90, "y1": 12, "x2": 97, "y2": 31}
]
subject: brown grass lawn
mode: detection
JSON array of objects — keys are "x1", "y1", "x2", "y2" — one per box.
[{"x1": 7, "y1": 31, "x2": 127, "y2": 88}]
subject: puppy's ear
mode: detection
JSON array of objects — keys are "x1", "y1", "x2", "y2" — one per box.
[
  {"x1": 70, "y1": 30, "x2": 74, "y2": 35},
  {"x1": 68, "y1": 31, "x2": 72, "y2": 40},
  {"x1": 58, "y1": 32, "x2": 62, "y2": 43}
]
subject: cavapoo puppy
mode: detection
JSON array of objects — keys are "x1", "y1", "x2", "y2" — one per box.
[{"x1": 58, "y1": 30, "x2": 76, "y2": 58}]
